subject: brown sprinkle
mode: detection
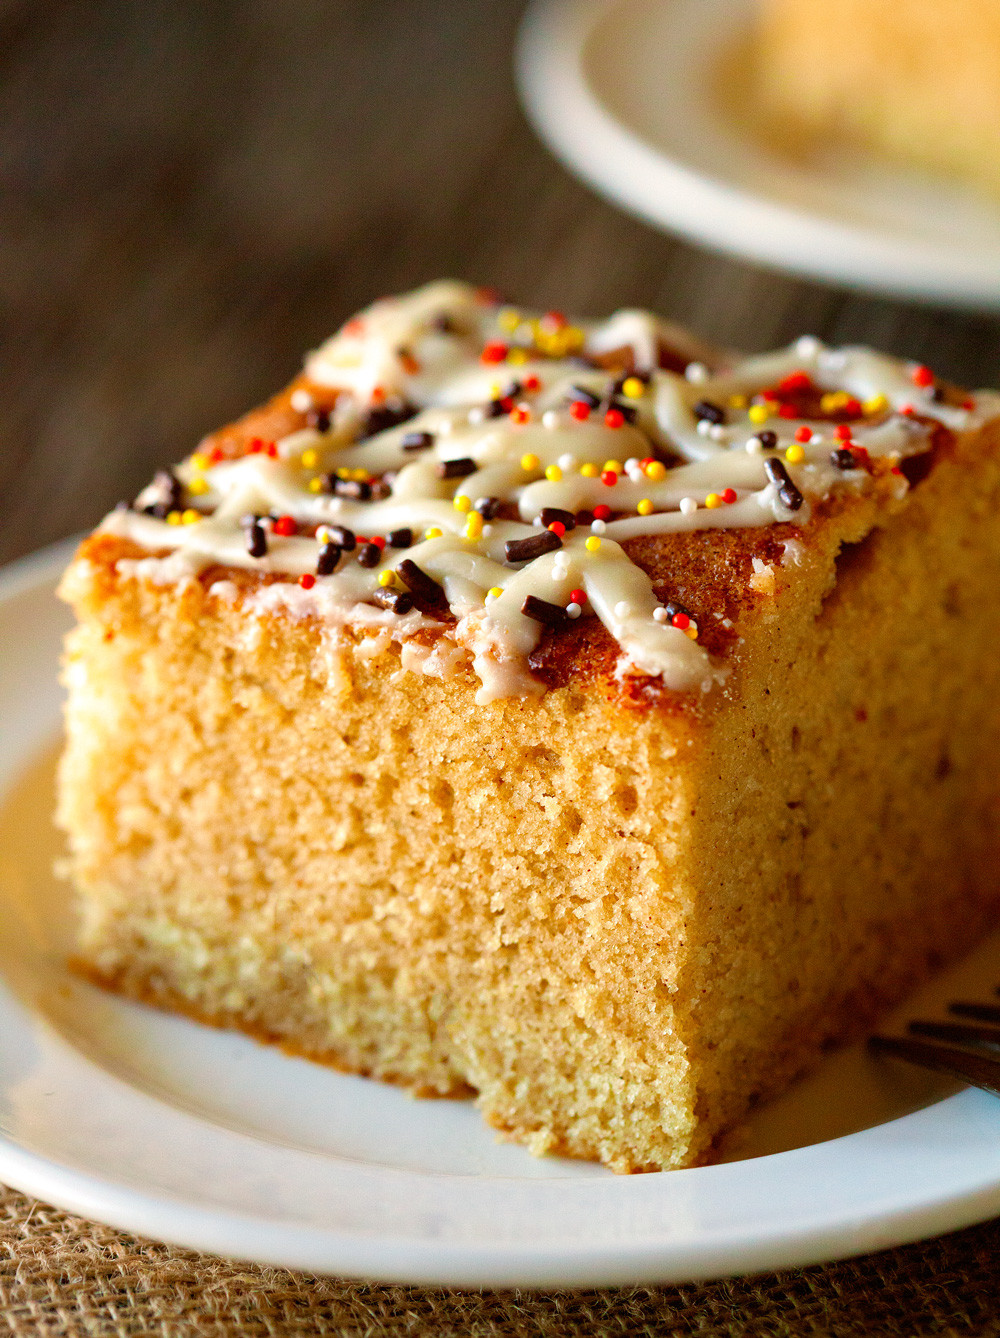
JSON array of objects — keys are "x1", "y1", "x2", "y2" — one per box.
[
  {"x1": 521, "y1": 595, "x2": 569, "y2": 627},
  {"x1": 505, "y1": 531, "x2": 562, "y2": 563},
  {"x1": 372, "y1": 588, "x2": 414, "y2": 614},
  {"x1": 436, "y1": 457, "x2": 477, "y2": 479},
  {"x1": 397, "y1": 558, "x2": 445, "y2": 603}
]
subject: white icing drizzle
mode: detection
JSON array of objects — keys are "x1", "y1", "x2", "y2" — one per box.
[{"x1": 102, "y1": 280, "x2": 997, "y2": 703}]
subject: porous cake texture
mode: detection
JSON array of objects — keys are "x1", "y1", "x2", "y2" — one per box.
[
  {"x1": 755, "y1": 0, "x2": 1000, "y2": 198},
  {"x1": 58, "y1": 282, "x2": 1000, "y2": 1171}
]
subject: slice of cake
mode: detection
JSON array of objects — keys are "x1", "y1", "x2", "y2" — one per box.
[
  {"x1": 754, "y1": 0, "x2": 1000, "y2": 198},
  {"x1": 57, "y1": 280, "x2": 1000, "y2": 1172}
]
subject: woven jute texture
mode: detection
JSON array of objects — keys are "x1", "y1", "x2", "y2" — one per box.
[{"x1": 2, "y1": 1186, "x2": 999, "y2": 1337}]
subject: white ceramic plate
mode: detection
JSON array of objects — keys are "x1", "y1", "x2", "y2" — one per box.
[
  {"x1": 3, "y1": 540, "x2": 1000, "y2": 1287},
  {"x1": 517, "y1": 0, "x2": 1000, "y2": 310}
]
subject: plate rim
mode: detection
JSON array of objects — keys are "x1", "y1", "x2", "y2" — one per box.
[
  {"x1": 2, "y1": 540, "x2": 1000, "y2": 1288},
  {"x1": 516, "y1": 0, "x2": 1000, "y2": 310}
]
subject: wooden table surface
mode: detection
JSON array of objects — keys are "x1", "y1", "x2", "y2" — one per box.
[{"x1": 3, "y1": 1, "x2": 1000, "y2": 1332}]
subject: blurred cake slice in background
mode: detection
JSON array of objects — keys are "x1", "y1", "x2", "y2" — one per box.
[{"x1": 755, "y1": 0, "x2": 1000, "y2": 198}]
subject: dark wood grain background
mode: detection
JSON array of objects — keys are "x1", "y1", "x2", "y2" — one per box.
[{"x1": 4, "y1": 0, "x2": 1000, "y2": 568}]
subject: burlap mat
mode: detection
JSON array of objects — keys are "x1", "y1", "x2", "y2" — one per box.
[{"x1": 2, "y1": 1185, "x2": 999, "y2": 1336}]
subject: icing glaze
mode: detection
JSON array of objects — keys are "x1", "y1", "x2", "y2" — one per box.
[{"x1": 101, "y1": 281, "x2": 997, "y2": 703}]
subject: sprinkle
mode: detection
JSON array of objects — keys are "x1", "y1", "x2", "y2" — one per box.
[
  {"x1": 679, "y1": 497, "x2": 697, "y2": 515},
  {"x1": 244, "y1": 517, "x2": 268, "y2": 558},
  {"x1": 273, "y1": 515, "x2": 297, "y2": 537},
  {"x1": 831, "y1": 448, "x2": 856, "y2": 470},
  {"x1": 307, "y1": 406, "x2": 331, "y2": 432},
  {"x1": 508, "y1": 348, "x2": 529, "y2": 366},
  {"x1": 685, "y1": 362, "x2": 709, "y2": 384},
  {"x1": 402, "y1": 430, "x2": 435, "y2": 452},
  {"x1": 547, "y1": 521, "x2": 566, "y2": 537},
  {"x1": 591, "y1": 518, "x2": 607, "y2": 534},
  {"x1": 796, "y1": 335, "x2": 821, "y2": 358},
  {"x1": 834, "y1": 424, "x2": 853, "y2": 441},
  {"x1": 863, "y1": 393, "x2": 889, "y2": 415},
  {"x1": 465, "y1": 512, "x2": 484, "y2": 540},
  {"x1": 580, "y1": 462, "x2": 599, "y2": 478},
  {"x1": 190, "y1": 453, "x2": 209, "y2": 472},
  {"x1": 671, "y1": 611, "x2": 691, "y2": 630},
  {"x1": 188, "y1": 476, "x2": 209, "y2": 495},
  {"x1": 299, "y1": 448, "x2": 319, "y2": 469},
  {"x1": 522, "y1": 594, "x2": 569, "y2": 627},
  {"x1": 566, "y1": 602, "x2": 582, "y2": 619},
  {"x1": 785, "y1": 444, "x2": 806, "y2": 464},
  {"x1": 911, "y1": 364, "x2": 934, "y2": 388},
  {"x1": 653, "y1": 607, "x2": 668, "y2": 623},
  {"x1": 568, "y1": 588, "x2": 586, "y2": 606},
  {"x1": 498, "y1": 307, "x2": 521, "y2": 332},
  {"x1": 794, "y1": 425, "x2": 813, "y2": 443},
  {"x1": 475, "y1": 496, "x2": 503, "y2": 520},
  {"x1": 705, "y1": 493, "x2": 722, "y2": 509},
  {"x1": 601, "y1": 470, "x2": 618, "y2": 487},
  {"x1": 290, "y1": 388, "x2": 314, "y2": 412},
  {"x1": 378, "y1": 570, "x2": 396, "y2": 588},
  {"x1": 332, "y1": 477, "x2": 371, "y2": 500},
  {"x1": 645, "y1": 460, "x2": 667, "y2": 481},
  {"x1": 758, "y1": 430, "x2": 778, "y2": 449},
  {"x1": 438, "y1": 457, "x2": 477, "y2": 480},
  {"x1": 467, "y1": 407, "x2": 485, "y2": 425},
  {"x1": 621, "y1": 376, "x2": 645, "y2": 399},
  {"x1": 308, "y1": 477, "x2": 323, "y2": 493},
  {"x1": 316, "y1": 541, "x2": 341, "y2": 575},
  {"x1": 557, "y1": 453, "x2": 578, "y2": 471},
  {"x1": 593, "y1": 504, "x2": 611, "y2": 521},
  {"x1": 372, "y1": 588, "x2": 414, "y2": 614},
  {"x1": 569, "y1": 401, "x2": 591, "y2": 422},
  {"x1": 523, "y1": 375, "x2": 541, "y2": 392},
  {"x1": 694, "y1": 399, "x2": 726, "y2": 425},
  {"x1": 685, "y1": 625, "x2": 699, "y2": 640},
  {"x1": 721, "y1": 488, "x2": 738, "y2": 504},
  {"x1": 505, "y1": 531, "x2": 562, "y2": 563},
  {"x1": 325, "y1": 525, "x2": 356, "y2": 551},
  {"x1": 356, "y1": 543, "x2": 380, "y2": 568},
  {"x1": 604, "y1": 407, "x2": 625, "y2": 429},
  {"x1": 299, "y1": 573, "x2": 316, "y2": 589},
  {"x1": 729, "y1": 394, "x2": 748, "y2": 409},
  {"x1": 425, "y1": 526, "x2": 443, "y2": 539},
  {"x1": 521, "y1": 452, "x2": 540, "y2": 471},
  {"x1": 614, "y1": 601, "x2": 631, "y2": 619},
  {"x1": 637, "y1": 498, "x2": 654, "y2": 516},
  {"x1": 486, "y1": 586, "x2": 503, "y2": 602},
  {"x1": 397, "y1": 558, "x2": 445, "y2": 603},
  {"x1": 746, "y1": 437, "x2": 763, "y2": 455},
  {"x1": 453, "y1": 495, "x2": 473, "y2": 514},
  {"x1": 181, "y1": 509, "x2": 201, "y2": 525},
  {"x1": 545, "y1": 464, "x2": 563, "y2": 482},
  {"x1": 748, "y1": 404, "x2": 771, "y2": 424},
  {"x1": 541, "y1": 507, "x2": 576, "y2": 530},
  {"x1": 763, "y1": 457, "x2": 804, "y2": 511},
  {"x1": 481, "y1": 341, "x2": 507, "y2": 364},
  {"x1": 542, "y1": 410, "x2": 560, "y2": 429},
  {"x1": 585, "y1": 536, "x2": 602, "y2": 553},
  {"x1": 511, "y1": 404, "x2": 531, "y2": 424}
]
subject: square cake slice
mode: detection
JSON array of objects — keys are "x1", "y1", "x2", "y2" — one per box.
[{"x1": 57, "y1": 282, "x2": 1000, "y2": 1171}]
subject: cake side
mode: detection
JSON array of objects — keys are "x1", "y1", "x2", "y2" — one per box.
[{"x1": 754, "y1": 0, "x2": 1000, "y2": 197}]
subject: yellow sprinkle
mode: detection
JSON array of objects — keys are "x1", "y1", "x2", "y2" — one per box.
[
  {"x1": 301, "y1": 448, "x2": 319, "y2": 469},
  {"x1": 336, "y1": 466, "x2": 351, "y2": 480},
  {"x1": 486, "y1": 586, "x2": 503, "y2": 601},
  {"x1": 864, "y1": 393, "x2": 889, "y2": 415},
  {"x1": 705, "y1": 493, "x2": 722, "y2": 509},
  {"x1": 820, "y1": 391, "x2": 850, "y2": 413},
  {"x1": 562, "y1": 326, "x2": 585, "y2": 352},
  {"x1": 189, "y1": 453, "x2": 209, "y2": 472},
  {"x1": 425, "y1": 526, "x2": 443, "y2": 539},
  {"x1": 645, "y1": 460, "x2": 667, "y2": 482},
  {"x1": 181, "y1": 509, "x2": 201, "y2": 525},
  {"x1": 521, "y1": 452, "x2": 540, "y2": 471},
  {"x1": 351, "y1": 468, "x2": 370, "y2": 482},
  {"x1": 748, "y1": 404, "x2": 771, "y2": 425},
  {"x1": 545, "y1": 464, "x2": 563, "y2": 482},
  {"x1": 580, "y1": 462, "x2": 599, "y2": 479},
  {"x1": 465, "y1": 512, "x2": 484, "y2": 540},
  {"x1": 785, "y1": 443, "x2": 806, "y2": 464},
  {"x1": 637, "y1": 498, "x2": 654, "y2": 516},
  {"x1": 507, "y1": 348, "x2": 529, "y2": 366},
  {"x1": 378, "y1": 570, "x2": 396, "y2": 588},
  {"x1": 585, "y1": 536, "x2": 602, "y2": 553},
  {"x1": 621, "y1": 376, "x2": 645, "y2": 399},
  {"x1": 166, "y1": 510, "x2": 182, "y2": 526},
  {"x1": 685, "y1": 625, "x2": 699, "y2": 641},
  {"x1": 603, "y1": 459, "x2": 623, "y2": 475},
  {"x1": 489, "y1": 380, "x2": 502, "y2": 398},
  {"x1": 187, "y1": 476, "x2": 209, "y2": 496},
  {"x1": 308, "y1": 477, "x2": 324, "y2": 493},
  {"x1": 498, "y1": 307, "x2": 521, "y2": 333},
  {"x1": 729, "y1": 394, "x2": 748, "y2": 409},
  {"x1": 453, "y1": 494, "x2": 472, "y2": 513}
]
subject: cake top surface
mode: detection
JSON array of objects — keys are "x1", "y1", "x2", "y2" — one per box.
[{"x1": 97, "y1": 280, "x2": 996, "y2": 706}]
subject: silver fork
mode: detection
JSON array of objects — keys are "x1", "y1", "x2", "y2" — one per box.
[{"x1": 869, "y1": 994, "x2": 1000, "y2": 1097}]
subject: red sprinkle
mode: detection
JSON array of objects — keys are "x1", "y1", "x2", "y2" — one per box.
[
  {"x1": 671, "y1": 612, "x2": 691, "y2": 630},
  {"x1": 911, "y1": 364, "x2": 934, "y2": 388},
  {"x1": 273, "y1": 515, "x2": 297, "y2": 537},
  {"x1": 721, "y1": 488, "x2": 737, "y2": 504},
  {"x1": 778, "y1": 403, "x2": 798, "y2": 419},
  {"x1": 370, "y1": 385, "x2": 387, "y2": 404},
  {"x1": 593, "y1": 504, "x2": 612, "y2": 521},
  {"x1": 299, "y1": 573, "x2": 316, "y2": 589},
  {"x1": 249, "y1": 437, "x2": 265, "y2": 453},
  {"x1": 480, "y1": 341, "x2": 507, "y2": 364},
  {"x1": 795, "y1": 425, "x2": 813, "y2": 443},
  {"x1": 777, "y1": 371, "x2": 811, "y2": 394},
  {"x1": 604, "y1": 408, "x2": 625, "y2": 429},
  {"x1": 523, "y1": 375, "x2": 541, "y2": 392},
  {"x1": 342, "y1": 318, "x2": 364, "y2": 336},
  {"x1": 510, "y1": 405, "x2": 531, "y2": 425},
  {"x1": 266, "y1": 441, "x2": 278, "y2": 458},
  {"x1": 600, "y1": 470, "x2": 618, "y2": 487},
  {"x1": 900, "y1": 404, "x2": 916, "y2": 416},
  {"x1": 834, "y1": 424, "x2": 853, "y2": 441},
  {"x1": 370, "y1": 535, "x2": 386, "y2": 550},
  {"x1": 842, "y1": 396, "x2": 863, "y2": 418},
  {"x1": 569, "y1": 401, "x2": 591, "y2": 422},
  {"x1": 209, "y1": 446, "x2": 224, "y2": 464},
  {"x1": 639, "y1": 457, "x2": 656, "y2": 470},
  {"x1": 547, "y1": 521, "x2": 566, "y2": 537},
  {"x1": 542, "y1": 309, "x2": 567, "y2": 331},
  {"x1": 569, "y1": 588, "x2": 586, "y2": 605}
]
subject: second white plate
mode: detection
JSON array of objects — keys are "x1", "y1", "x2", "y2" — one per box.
[
  {"x1": 2, "y1": 542, "x2": 1000, "y2": 1287},
  {"x1": 518, "y1": 0, "x2": 1000, "y2": 309}
]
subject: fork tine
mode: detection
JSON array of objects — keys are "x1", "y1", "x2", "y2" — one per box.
[
  {"x1": 948, "y1": 1001, "x2": 1000, "y2": 1024},
  {"x1": 868, "y1": 1036, "x2": 1000, "y2": 1097},
  {"x1": 909, "y1": 1020, "x2": 1000, "y2": 1050}
]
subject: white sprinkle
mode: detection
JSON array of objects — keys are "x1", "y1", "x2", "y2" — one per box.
[
  {"x1": 591, "y1": 518, "x2": 607, "y2": 535},
  {"x1": 625, "y1": 457, "x2": 640, "y2": 472},
  {"x1": 437, "y1": 417, "x2": 454, "y2": 436},
  {"x1": 626, "y1": 465, "x2": 645, "y2": 483},
  {"x1": 551, "y1": 567, "x2": 564, "y2": 582},
  {"x1": 566, "y1": 602, "x2": 582, "y2": 619},
  {"x1": 533, "y1": 515, "x2": 543, "y2": 527},
  {"x1": 653, "y1": 606, "x2": 668, "y2": 623},
  {"x1": 679, "y1": 496, "x2": 698, "y2": 515},
  {"x1": 686, "y1": 362, "x2": 709, "y2": 384},
  {"x1": 542, "y1": 409, "x2": 560, "y2": 429},
  {"x1": 557, "y1": 452, "x2": 577, "y2": 470},
  {"x1": 482, "y1": 524, "x2": 493, "y2": 537},
  {"x1": 467, "y1": 407, "x2": 485, "y2": 425},
  {"x1": 820, "y1": 349, "x2": 848, "y2": 372},
  {"x1": 290, "y1": 388, "x2": 314, "y2": 412},
  {"x1": 614, "y1": 601, "x2": 631, "y2": 619},
  {"x1": 327, "y1": 497, "x2": 346, "y2": 516},
  {"x1": 795, "y1": 335, "x2": 821, "y2": 358},
  {"x1": 709, "y1": 424, "x2": 726, "y2": 442},
  {"x1": 746, "y1": 436, "x2": 763, "y2": 455},
  {"x1": 697, "y1": 419, "x2": 713, "y2": 437}
]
